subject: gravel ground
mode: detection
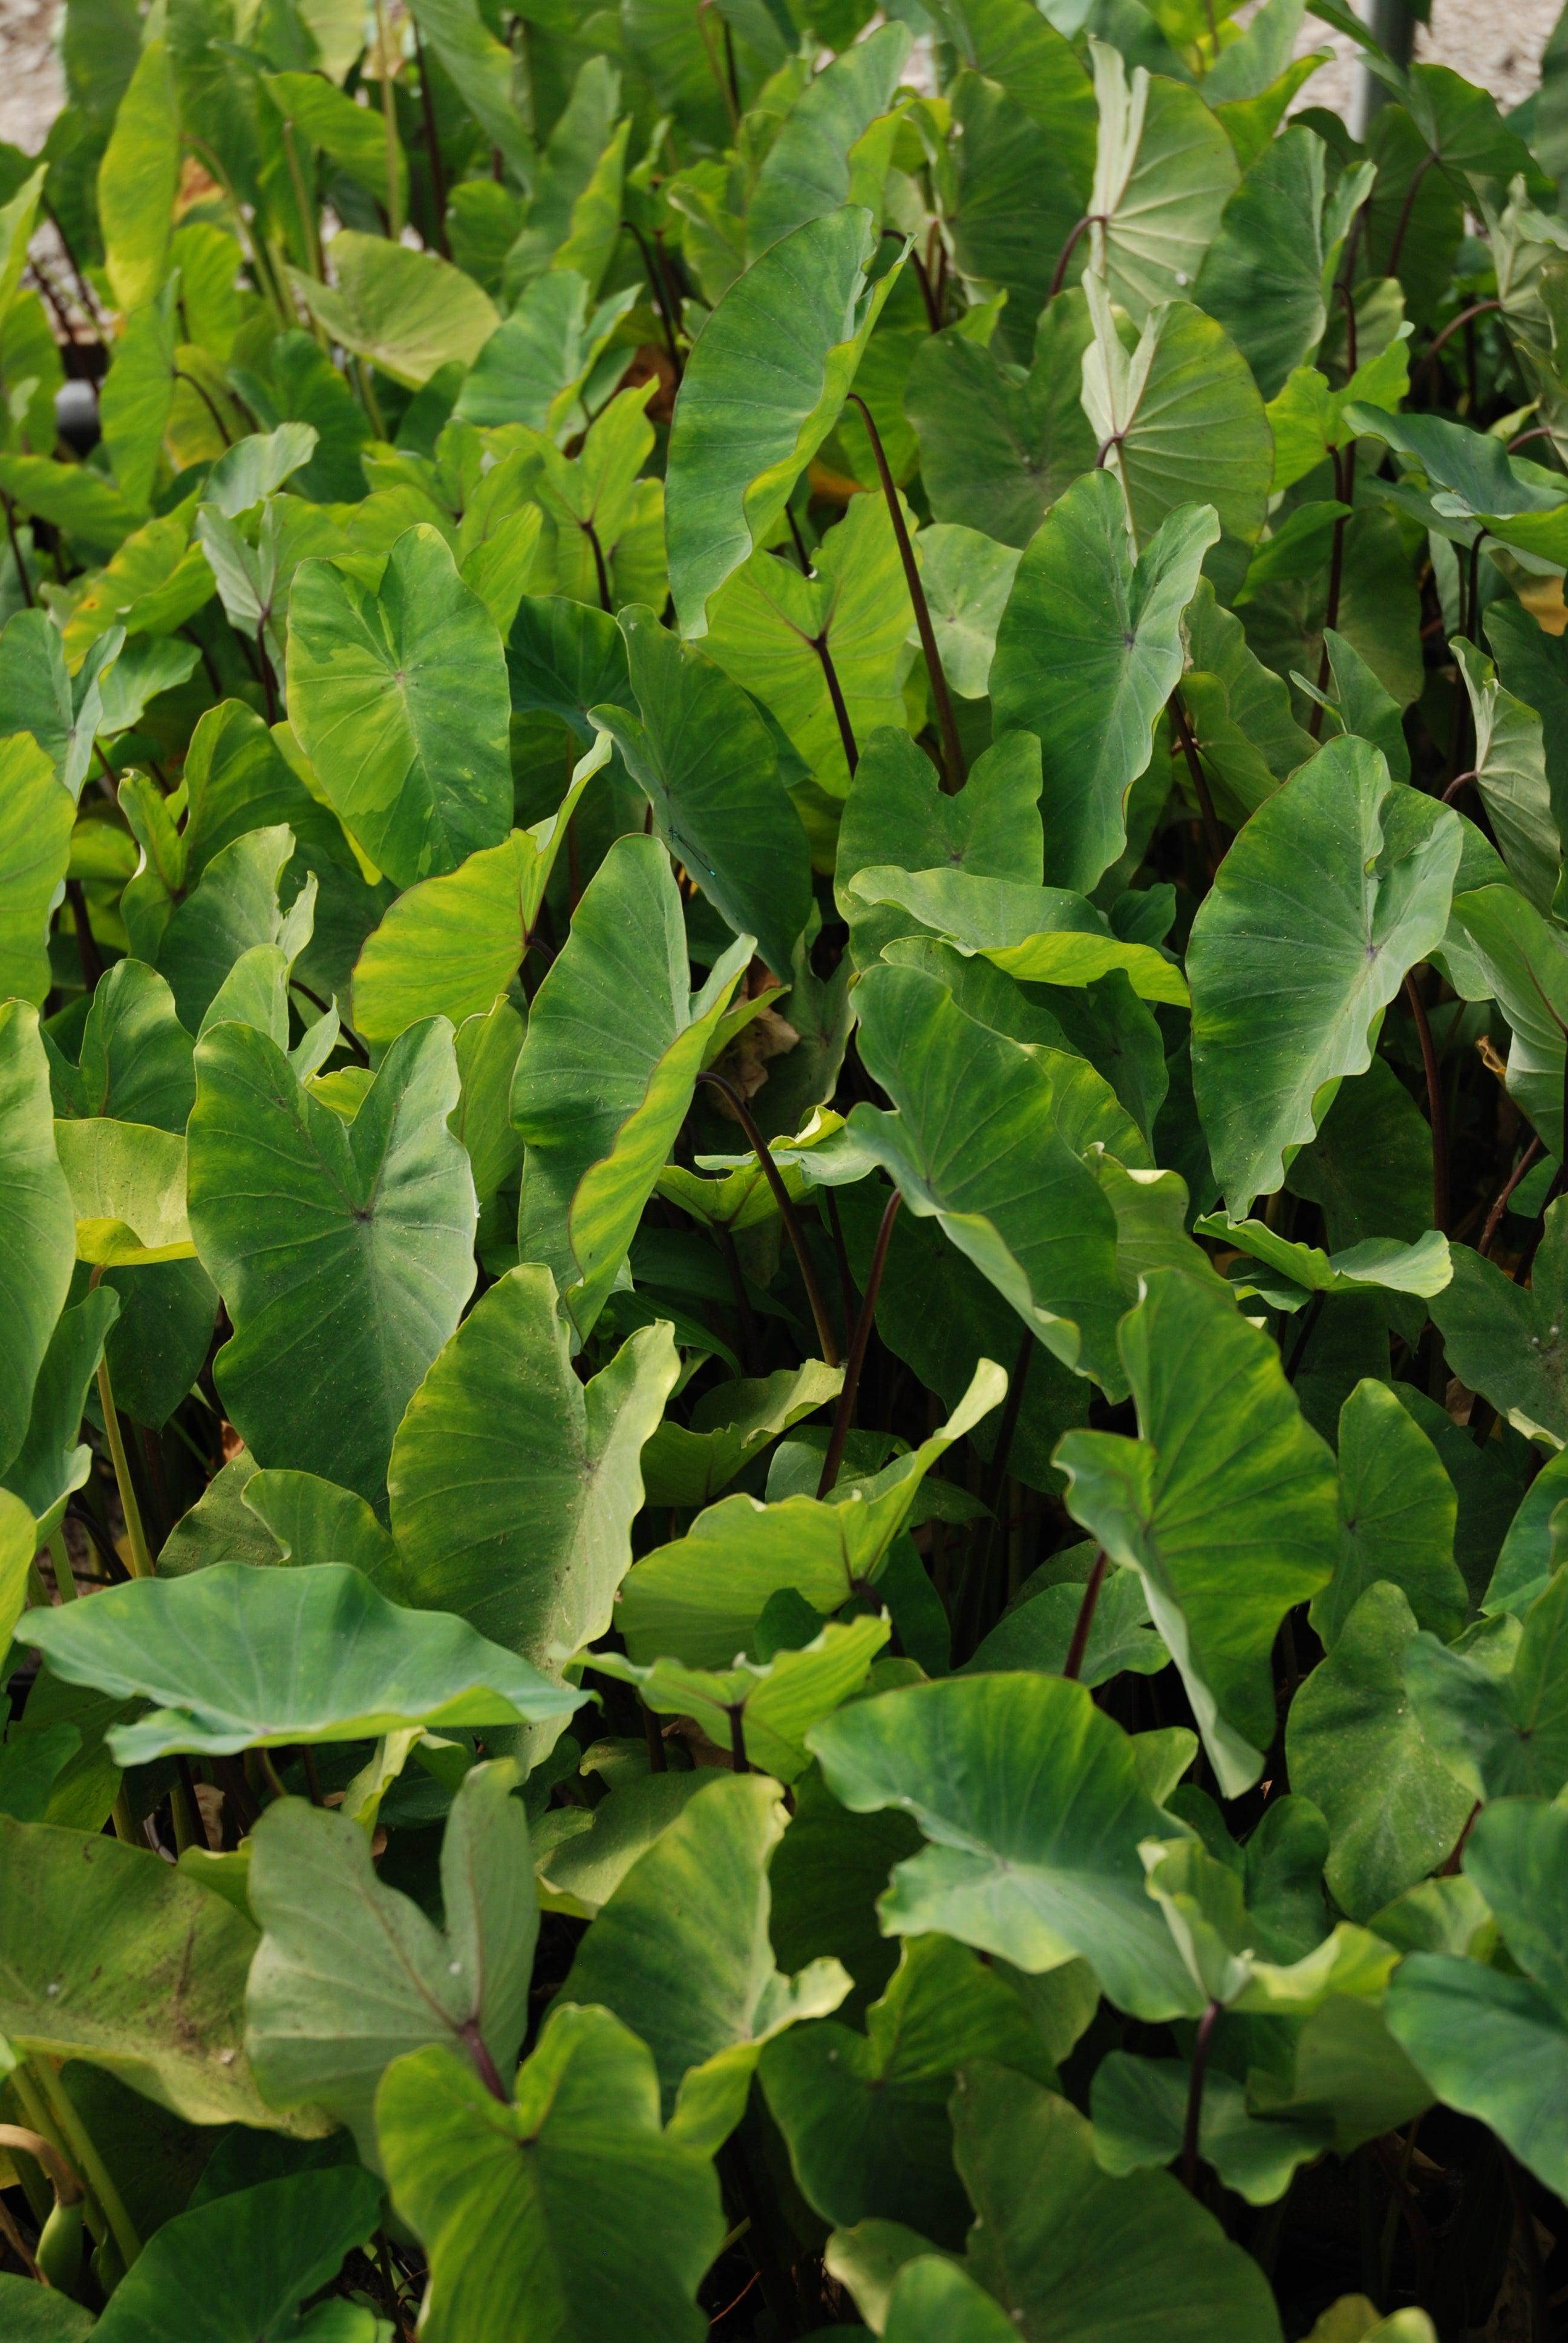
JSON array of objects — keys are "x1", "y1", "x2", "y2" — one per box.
[
  {"x1": 0, "y1": 0, "x2": 1561, "y2": 159},
  {"x1": 0, "y1": 0, "x2": 64, "y2": 157},
  {"x1": 1281, "y1": 0, "x2": 1565, "y2": 122}
]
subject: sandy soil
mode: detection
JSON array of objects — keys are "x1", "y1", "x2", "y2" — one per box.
[
  {"x1": 1281, "y1": 0, "x2": 1565, "y2": 122},
  {"x1": 0, "y1": 0, "x2": 64, "y2": 157}
]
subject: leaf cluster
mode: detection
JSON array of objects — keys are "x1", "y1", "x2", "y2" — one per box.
[{"x1": 5, "y1": 0, "x2": 1568, "y2": 2336}]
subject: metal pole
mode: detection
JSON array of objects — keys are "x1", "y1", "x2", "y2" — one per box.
[{"x1": 1350, "y1": 0, "x2": 1418, "y2": 142}]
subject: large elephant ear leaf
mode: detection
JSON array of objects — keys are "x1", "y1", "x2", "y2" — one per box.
[
  {"x1": 0, "y1": 1813, "x2": 280, "y2": 2126},
  {"x1": 350, "y1": 736, "x2": 606, "y2": 1046},
  {"x1": 758, "y1": 1932, "x2": 1056, "y2": 2246},
  {"x1": 86, "y1": 2170, "x2": 383, "y2": 2343},
  {"x1": 406, "y1": 0, "x2": 534, "y2": 177},
  {"x1": 664, "y1": 206, "x2": 904, "y2": 637},
  {"x1": 1285, "y1": 1582, "x2": 1474, "y2": 1922},
  {"x1": 745, "y1": 22, "x2": 912, "y2": 260},
  {"x1": 188, "y1": 1016, "x2": 477, "y2": 1502},
  {"x1": 511, "y1": 833, "x2": 751, "y2": 1340},
  {"x1": 592, "y1": 605, "x2": 814, "y2": 980},
  {"x1": 0, "y1": 1001, "x2": 76, "y2": 1480},
  {"x1": 1081, "y1": 275, "x2": 1274, "y2": 554},
  {"x1": 939, "y1": 70, "x2": 1091, "y2": 356},
  {"x1": 1312, "y1": 1378, "x2": 1466, "y2": 1650},
  {"x1": 561, "y1": 1771, "x2": 850, "y2": 2154},
  {"x1": 0, "y1": 732, "x2": 75, "y2": 1009},
  {"x1": 1385, "y1": 1798, "x2": 1568, "y2": 2202},
  {"x1": 388, "y1": 1263, "x2": 679, "y2": 1677},
  {"x1": 96, "y1": 36, "x2": 178, "y2": 318},
  {"x1": 944, "y1": 2064, "x2": 1286, "y2": 2343},
  {"x1": 701, "y1": 489, "x2": 915, "y2": 802},
  {"x1": 807, "y1": 1670, "x2": 1198, "y2": 2019},
  {"x1": 377, "y1": 2007, "x2": 726, "y2": 2343},
  {"x1": 1057, "y1": 1268, "x2": 1339, "y2": 1798},
  {"x1": 1429, "y1": 1202, "x2": 1568, "y2": 1447},
  {"x1": 1086, "y1": 39, "x2": 1239, "y2": 322},
  {"x1": 286, "y1": 522, "x2": 513, "y2": 890},
  {"x1": 22, "y1": 1561, "x2": 584, "y2": 1765},
  {"x1": 616, "y1": 1358, "x2": 1002, "y2": 1666},
  {"x1": 847, "y1": 963, "x2": 1128, "y2": 1392},
  {"x1": 2, "y1": 1287, "x2": 118, "y2": 1541},
  {"x1": 904, "y1": 286, "x2": 1098, "y2": 554},
  {"x1": 991, "y1": 470, "x2": 1217, "y2": 893},
  {"x1": 246, "y1": 1762, "x2": 535, "y2": 2163},
  {"x1": 1194, "y1": 128, "x2": 1370, "y2": 402},
  {"x1": 1187, "y1": 737, "x2": 1462, "y2": 1219},
  {"x1": 1404, "y1": 1565, "x2": 1568, "y2": 1803},
  {"x1": 1440, "y1": 883, "x2": 1568, "y2": 1157},
  {"x1": 287, "y1": 232, "x2": 500, "y2": 387}
]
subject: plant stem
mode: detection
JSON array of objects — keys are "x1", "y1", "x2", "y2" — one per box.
[
  {"x1": 809, "y1": 628, "x2": 858, "y2": 776},
  {"x1": 1180, "y1": 2000, "x2": 1222, "y2": 2194},
  {"x1": 374, "y1": 0, "x2": 405, "y2": 238},
  {"x1": 1310, "y1": 448, "x2": 1351, "y2": 734},
  {"x1": 0, "y1": 2123, "x2": 80, "y2": 2207},
  {"x1": 41, "y1": 194, "x2": 107, "y2": 336},
  {"x1": 816, "y1": 1188, "x2": 901, "y2": 1498},
  {"x1": 714, "y1": 1222, "x2": 761, "y2": 1374},
  {"x1": 695, "y1": 0, "x2": 740, "y2": 136},
  {"x1": 32, "y1": 2060, "x2": 141, "y2": 2271},
  {"x1": 0, "y1": 2189, "x2": 39, "y2": 2280},
  {"x1": 848, "y1": 393, "x2": 965, "y2": 791},
  {"x1": 458, "y1": 2018, "x2": 510, "y2": 2104},
  {"x1": 1480, "y1": 1136, "x2": 1543, "y2": 1258},
  {"x1": 1284, "y1": 1288, "x2": 1326, "y2": 1383},
  {"x1": 65, "y1": 879, "x2": 103, "y2": 990},
  {"x1": 377, "y1": 2229, "x2": 413, "y2": 2342},
  {"x1": 253, "y1": 620, "x2": 278, "y2": 721},
  {"x1": 642, "y1": 1696, "x2": 668, "y2": 1773},
  {"x1": 722, "y1": 16, "x2": 741, "y2": 116},
  {"x1": 581, "y1": 517, "x2": 613, "y2": 612},
  {"x1": 1385, "y1": 149, "x2": 1436, "y2": 284},
  {"x1": 278, "y1": 116, "x2": 324, "y2": 279},
  {"x1": 982, "y1": 1326, "x2": 1033, "y2": 1521},
  {"x1": 1424, "y1": 297, "x2": 1501, "y2": 380},
  {"x1": 354, "y1": 356, "x2": 388, "y2": 439},
  {"x1": 183, "y1": 133, "x2": 290, "y2": 329},
  {"x1": 1463, "y1": 529, "x2": 1485, "y2": 650},
  {"x1": 410, "y1": 19, "x2": 451, "y2": 256},
  {"x1": 91, "y1": 1297, "x2": 154, "y2": 1580},
  {"x1": 1403, "y1": 969, "x2": 1449, "y2": 1231},
  {"x1": 47, "y1": 1530, "x2": 79, "y2": 1602},
  {"x1": 696, "y1": 1068, "x2": 840, "y2": 1366},
  {"x1": 908, "y1": 242, "x2": 941, "y2": 332},
  {"x1": 823, "y1": 1189, "x2": 858, "y2": 1335},
  {"x1": 727, "y1": 1703, "x2": 750, "y2": 1774},
  {"x1": 1, "y1": 490, "x2": 32, "y2": 606},
  {"x1": 624, "y1": 218, "x2": 682, "y2": 378},
  {"x1": 1168, "y1": 688, "x2": 1225, "y2": 873},
  {"x1": 1062, "y1": 1550, "x2": 1108, "y2": 1682},
  {"x1": 1048, "y1": 211, "x2": 1098, "y2": 300}
]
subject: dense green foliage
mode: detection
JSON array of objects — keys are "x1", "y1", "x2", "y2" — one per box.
[{"x1": 6, "y1": 0, "x2": 1568, "y2": 2333}]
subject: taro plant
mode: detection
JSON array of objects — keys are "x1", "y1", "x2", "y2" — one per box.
[{"x1": 5, "y1": 0, "x2": 1568, "y2": 2333}]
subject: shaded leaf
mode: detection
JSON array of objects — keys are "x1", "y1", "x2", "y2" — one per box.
[
  {"x1": 24, "y1": 1561, "x2": 585, "y2": 1763},
  {"x1": 246, "y1": 1762, "x2": 535, "y2": 2160},
  {"x1": 378, "y1": 2006, "x2": 725, "y2": 2343}
]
